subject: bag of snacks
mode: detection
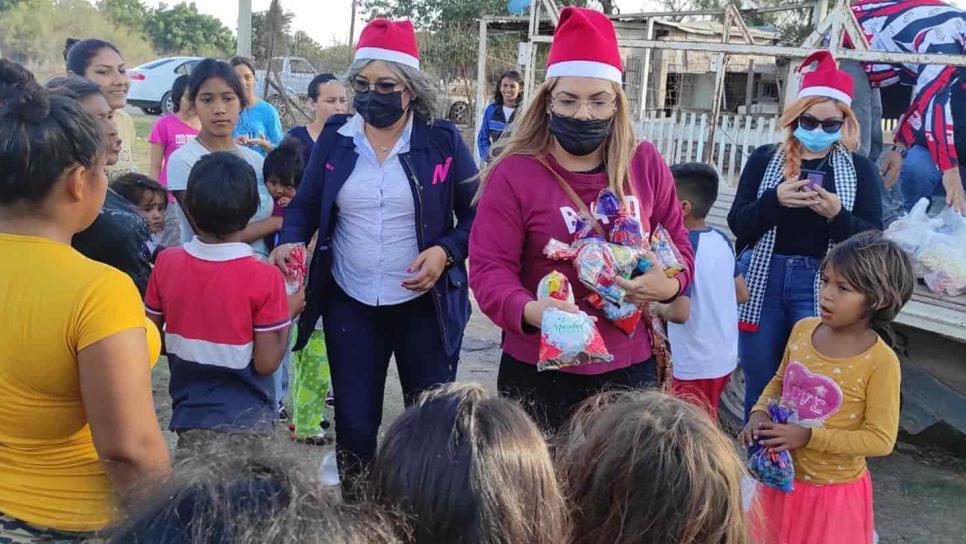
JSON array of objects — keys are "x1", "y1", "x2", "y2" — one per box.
[
  {"x1": 284, "y1": 245, "x2": 308, "y2": 295},
  {"x1": 536, "y1": 271, "x2": 612, "y2": 371},
  {"x1": 747, "y1": 400, "x2": 796, "y2": 493},
  {"x1": 650, "y1": 224, "x2": 686, "y2": 277}
]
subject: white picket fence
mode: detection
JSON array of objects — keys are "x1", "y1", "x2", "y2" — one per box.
[{"x1": 639, "y1": 110, "x2": 783, "y2": 186}]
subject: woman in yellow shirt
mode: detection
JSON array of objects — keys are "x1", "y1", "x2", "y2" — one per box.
[
  {"x1": 740, "y1": 232, "x2": 915, "y2": 544},
  {"x1": 0, "y1": 61, "x2": 170, "y2": 540}
]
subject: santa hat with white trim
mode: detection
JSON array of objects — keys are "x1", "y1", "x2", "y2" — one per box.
[
  {"x1": 354, "y1": 18, "x2": 420, "y2": 70},
  {"x1": 796, "y1": 50, "x2": 854, "y2": 106},
  {"x1": 546, "y1": 7, "x2": 623, "y2": 84}
]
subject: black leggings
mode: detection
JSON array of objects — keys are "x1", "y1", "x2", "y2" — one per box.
[{"x1": 497, "y1": 352, "x2": 658, "y2": 438}]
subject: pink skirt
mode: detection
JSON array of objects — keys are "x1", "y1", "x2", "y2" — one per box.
[{"x1": 750, "y1": 470, "x2": 874, "y2": 544}]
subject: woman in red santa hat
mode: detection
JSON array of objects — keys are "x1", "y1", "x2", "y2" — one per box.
[
  {"x1": 271, "y1": 18, "x2": 477, "y2": 499},
  {"x1": 469, "y1": 6, "x2": 694, "y2": 434},
  {"x1": 727, "y1": 51, "x2": 883, "y2": 423}
]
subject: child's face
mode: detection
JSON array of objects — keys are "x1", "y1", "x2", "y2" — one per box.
[
  {"x1": 266, "y1": 179, "x2": 296, "y2": 207},
  {"x1": 195, "y1": 77, "x2": 241, "y2": 138},
  {"x1": 819, "y1": 264, "x2": 870, "y2": 329},
  {"x1": 138, "y1": 191, "x2": 166, "y2": 234},
  {"x1": 312, "y1": 82, "x2": 348, "y2": 124}
]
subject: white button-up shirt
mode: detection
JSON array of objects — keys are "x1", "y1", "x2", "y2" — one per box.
[{"x1": 331, "y1": 113, "x2": 421, "y2": 306}]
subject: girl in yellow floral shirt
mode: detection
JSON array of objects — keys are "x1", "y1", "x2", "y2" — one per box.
[{"x1": 740, "y1": 231, "x2": 915, "y2": 544}]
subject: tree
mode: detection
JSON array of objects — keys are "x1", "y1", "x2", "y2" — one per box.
[
  {"x1": 0, "y1": 0, "x2": 154, "y2": 79},
  {"x1": 252, "y1": 0, "x2": 294, "y2": 65},
  {"x1": 658, "y1": 0, "x2": 812, "y2": 45},
  {"x1": 99, "y1": 0, "x2": 148, "y2": 32},
  {"x1": 143, "y1": 3, "x2": 235, "y2": 57}
]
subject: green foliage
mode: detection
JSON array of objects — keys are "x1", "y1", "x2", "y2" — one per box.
[
  {"x1": 0, "y1": 0, "x2": 154, "y2": 78},
  {"x1": 0, "y1": 0, "x2": 25, "y2": 13},
  {"x1": 144, "y1": 3, "x2": 235, "y2": 57},
  {"x1": 99, "y1": 0, "x2": 148, "y2": 31}
]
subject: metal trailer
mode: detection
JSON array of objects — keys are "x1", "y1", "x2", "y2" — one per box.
[{"x1": 476, "y1": 0, "x2": 966, "y2": 448}]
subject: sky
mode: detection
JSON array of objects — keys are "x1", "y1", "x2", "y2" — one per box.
[{"x1": 148, "y1": 0, "x2": 966, "y2": 47}]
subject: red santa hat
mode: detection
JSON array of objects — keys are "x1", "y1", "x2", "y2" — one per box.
[
  {"x1": 354, "y1": 19, "x2": 420, "y2": 70},
  {"x1": 797, "y1": 50, "x2": 854, "y2": 106},
  {"x1": 546, "y1": 7, "x2": 623, "y2": 84}
]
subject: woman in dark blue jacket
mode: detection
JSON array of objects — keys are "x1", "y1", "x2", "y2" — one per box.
[
  {"x1": 476, "y1": 70, "x2": 522, "y2": 162},
  {"x1": 270, "y1": 19, "x2": 477, "y2": 499}
]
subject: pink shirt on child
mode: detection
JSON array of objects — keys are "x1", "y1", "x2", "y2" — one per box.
[
  {"x1": 148, "y1": 114, "x2": 199, "y2": 193},
  {"x1": 469, "y1": 142, "x2": 694, "y2": 375}
]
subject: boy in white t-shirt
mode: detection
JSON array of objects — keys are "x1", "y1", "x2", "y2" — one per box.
[{"x1": 654, "y1": 163, "x2": 749, "y2": 419}]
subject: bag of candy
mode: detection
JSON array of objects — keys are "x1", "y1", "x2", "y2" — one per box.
[
  {"x1": 537, "y1": 269, "x2": 574, "y2": 302},
  {"x1": 284, "y1": 244, "x2": 308, "y2": 295},
  {"x1": 651, "y1": 224, "x2": 685, "y2": 277},
  {"x1": 747, "y1": 399, "x2": 796, "y2": 493},
  {"x1": 595, "y1": 188, "x2": 622, "y2": 219},
  {"x1": 536, "y1": 271, "x2": 612, "y2": 371}
]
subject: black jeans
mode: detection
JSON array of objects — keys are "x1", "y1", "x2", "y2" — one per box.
[
  {"x1": 497, "y1": 352, "x2": 658, "y2": 437},
  {"x1": 322, "y1": 284, "x2": 458, "y2": 500}
]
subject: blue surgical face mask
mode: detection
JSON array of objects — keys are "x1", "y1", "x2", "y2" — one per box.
[{"x1": 794, "y1": 126, "x2": 842, "y2": 152}]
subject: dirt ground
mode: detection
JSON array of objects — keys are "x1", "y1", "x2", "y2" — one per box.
[{"x1": 150, "y1": 301, "x2": 966, "y2": 544}]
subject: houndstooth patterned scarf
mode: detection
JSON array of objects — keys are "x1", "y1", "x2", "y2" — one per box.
[{"x1": 738, "y1": 143, "x2": 857, "y2": 332}]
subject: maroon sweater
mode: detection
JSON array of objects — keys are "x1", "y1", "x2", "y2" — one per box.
[{"x1": 469, "y1": 142, "x2": 694, "y2": 375}]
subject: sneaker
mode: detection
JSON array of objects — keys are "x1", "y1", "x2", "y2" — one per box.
[
  {"x1": 278, "y1": 405, "x2": 290, "y2": 421},
  {"x1": 325, "y1": 390, "x2": 335, "y2": 408}
]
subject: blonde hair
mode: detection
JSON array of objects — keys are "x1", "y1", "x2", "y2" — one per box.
[
  {"x1": 559, "y1": 391, "x2": 749, "y2": 544},
  {"x1": 779, "y1": 96, "x2": 860, "y2": 182},
  {"x1": 475, "y1": 78, "x2": 638, "y2": 203}
]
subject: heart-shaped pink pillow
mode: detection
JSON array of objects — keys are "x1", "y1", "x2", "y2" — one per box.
[{"x1": 781, "y1": 361, "x2": 844, "y2": 421}]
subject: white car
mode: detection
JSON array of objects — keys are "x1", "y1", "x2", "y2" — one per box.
[{"x1": 128, "y1": 56, "x2": 203, "y2": 115}]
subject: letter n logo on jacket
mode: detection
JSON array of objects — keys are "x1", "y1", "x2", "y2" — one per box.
[{"x1": 432, "y1": 157, "x2": 453, "y2": 185}]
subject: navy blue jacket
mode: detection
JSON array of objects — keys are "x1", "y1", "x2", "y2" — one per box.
[
  {"x1": 476, "y1": 102, "x2": 517, "y2": 161},
  {"x1": 279, "y1": 114, "x2": 478, "y2": 356}
]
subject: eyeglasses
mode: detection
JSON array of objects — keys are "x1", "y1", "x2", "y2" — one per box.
[
  {"x1": 550, "y1": 95, "x2": 617, "y2": 120},
  {"x1": 351, "y1": 77, "x2": 404, "y2": 95},
  {"x1": 798, "y1": 114, "x2": 844, "y2": 133}
]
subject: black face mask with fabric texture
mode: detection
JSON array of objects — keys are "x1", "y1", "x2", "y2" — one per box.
[
  {"x1": 548, "y1": 112, "x2": 612, "y2": 156},
  {"x1": 354, "y1": 90, "x2": 406, "y2": 128}
]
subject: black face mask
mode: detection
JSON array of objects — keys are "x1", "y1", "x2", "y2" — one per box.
[
  {"x1": 549, "y1": 112, "x2": 612, "y2": 156},
  {"x1": 354, "y1": 90, "x2": 407, "y2": 128}
]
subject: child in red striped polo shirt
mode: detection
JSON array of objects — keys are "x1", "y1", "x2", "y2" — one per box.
[{"x1": 145, "y1": 152, "x2": 303, "y2": 450}]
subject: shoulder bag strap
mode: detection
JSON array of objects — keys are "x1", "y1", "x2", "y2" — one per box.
[{"x1": 535, "y1": 155, "x2": 606, "y2": 237}]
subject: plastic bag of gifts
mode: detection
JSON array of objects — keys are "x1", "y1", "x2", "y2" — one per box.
[
  {"x1": 284, "y1": 244, "x2": 308, "y2": 295},
  {"x1": 747, "y1": 399, "x2": 796, "y2": 493},
  {"x1": 536, "y1": 271, "x2": 612, "y2": 372}
]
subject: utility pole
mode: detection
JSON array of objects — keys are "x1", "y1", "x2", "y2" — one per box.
[
  {"x1": 349, "y1": 0, "x2": 358, "y2": 49},
  {"x1": 238, "y1": 0, "x2": 252, "y2": 57}
]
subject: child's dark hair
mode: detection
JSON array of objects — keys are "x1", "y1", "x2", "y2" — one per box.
[
  {"x1": 368, "y1": 382, "x2": 570, "y2": 544},
  {"x1": 108, "y1": 444, "x2": 401, "y2": 544},
  {"x1": 670, "y1": 162, "x2": 719, "y2": 219},
  {"x1": 493, "y1": 70, "x2": 523, "y2": 105},
  {"x1": 229, "y1": 56, "x2": 257, "y2": 78},
  {"x1": 171, "y1": 74, "x2": 190, "y2": 113},
  {"x1": 559, "y1": 391, "x2": 748, "y2": 544},
  {"x1": 308, "y1": 73, "x2": 339, "y2": 101},
  {"x1": 263, "y1": 137, "x2": 305, "y2": 188},
  {"x1": 112, "y1": 173, "x2": 167, "y2": 208},
  {"x1": 0, "y1": 60, "x2": 103, "y2": 204},
  {"x1": 64, "y1": 38, "x2": 121, "y2": 76},
  {"x1": 44, "y1": 75, "x2": 103, "y2": 101},
  {"x1": 822, "y1": 231, "x2": 915, "y2": 330},
  {"x1": 188, "y1": 58, "x2": 249, "y2": 109},
  {"x1": 184, "y1": 152, "x2": 258, "y2": 238}
]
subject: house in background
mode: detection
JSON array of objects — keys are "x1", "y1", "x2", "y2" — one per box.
[{"x1": 617, "y1": 19, "x2": 784, "y2": 118}]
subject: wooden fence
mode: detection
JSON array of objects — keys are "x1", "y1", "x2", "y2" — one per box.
[
  {"x1": 638, "y1": 110, "x2": 781, "y2": 187},
  {"x1": 640, "y1": 110, "x2": 905, "y2": 186}
]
